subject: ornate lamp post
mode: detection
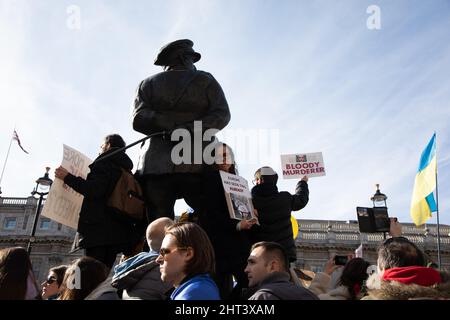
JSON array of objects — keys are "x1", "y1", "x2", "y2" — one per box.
[
  {"x1": 27, "y1": 167, "x2": 53, "y2": 254},
  {"x1": 371, "y1": 183, "x2": 387, "y2": 208},
  {"x1": 371, "y1": 183, "x2": 388, "y2": 239}
]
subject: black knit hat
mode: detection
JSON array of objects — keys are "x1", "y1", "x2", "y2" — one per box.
[{"x1": 154, "y1": 39, "x2": 201, "y2": 66}]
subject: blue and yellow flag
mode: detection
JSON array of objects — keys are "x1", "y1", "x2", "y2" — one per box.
[{"x1": 410, "y1": 134, "x2": 437, "y2": 226}]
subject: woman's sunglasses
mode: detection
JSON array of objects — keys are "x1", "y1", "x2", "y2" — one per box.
[
  {"x1": 45, "y1": 277, "x2": 57, "y2": 285},
  {"x1": 159, "y1": 247, "x2": 189, "y2": 258}
]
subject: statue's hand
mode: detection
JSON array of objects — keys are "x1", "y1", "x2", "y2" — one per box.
[{"x1": 162, "y1": 130, "x2": 173, "y2": 140}]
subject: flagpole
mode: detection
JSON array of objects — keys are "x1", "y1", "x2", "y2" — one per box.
[
  {"x1": 0, "y1": 130, "x2": 14, "y2": 194},
  {"x1": 434, "y1": 132, "x2": 442, "y2": 270}
]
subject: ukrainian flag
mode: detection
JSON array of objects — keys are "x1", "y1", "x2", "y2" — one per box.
[{"x1": 410, "y1": 133, "x2": 437, "y2": 226}]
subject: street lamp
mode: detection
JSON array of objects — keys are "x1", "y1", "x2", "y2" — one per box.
[
  {"x1": 27, "y1": 167, "x2": 53, "y2": 254},
  {"x1": 371, "y1": 183, "x2": 388, "y2": 239},
  {"x1": 371, "y1": 183, "x2": 387, "y2": 208}
]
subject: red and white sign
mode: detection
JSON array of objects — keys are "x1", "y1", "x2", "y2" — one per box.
[{"x1": 281, "y1": 152, "x2": 326, "y2": 179}]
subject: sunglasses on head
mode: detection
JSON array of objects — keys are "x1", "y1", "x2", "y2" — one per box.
[
  {"x1": 46, "y1": 277, "x2": 57, "y2": 285},
  {"x1": 382, "y1": 236, "x2": 410, "y2": 246}
]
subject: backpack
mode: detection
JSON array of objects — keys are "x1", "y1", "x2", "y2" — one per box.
[{"x1": 107, "y1": 168, "x2": 145, "y2": 222}]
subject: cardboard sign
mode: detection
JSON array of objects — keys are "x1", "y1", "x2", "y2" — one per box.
[
  {"x1": 281, "y1": 152, "x2": 326, "y2": 179},
  {"x1": 219, "y1": 170, "x2": 258, "y2": 221},
  {"x1": 41, "y1": 145, "x2": 92, "y2": 229}
]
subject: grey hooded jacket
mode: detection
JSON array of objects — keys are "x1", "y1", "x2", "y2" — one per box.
[{"x1": 111, "y1": 253, "x2": 172, "y2": 300}]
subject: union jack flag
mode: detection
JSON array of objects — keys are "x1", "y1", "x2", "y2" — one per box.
[{"x1": 13, "y1": 130, "x2": 29, "y2": 154}]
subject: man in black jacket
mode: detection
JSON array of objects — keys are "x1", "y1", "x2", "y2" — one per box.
[
  {"x1": 245, "y1": 242, "x2": 318, "y2": 300},
  {"x1": 132, "y1": 39, "x2": 230, "y2": 222},
  {"x1": 55, "y1": 134, "x2": 144, "y2": 269},
  {"x1": 251, "y1": 166, "x2": 309, "y2": 263}
]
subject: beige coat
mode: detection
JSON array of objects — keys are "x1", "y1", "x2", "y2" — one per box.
[
  {"x1": 362, "y1": 272, "x2": 450, "y2": 300},
  {"x1": 308, "y1": 272, "x2": 352, "y2": 300}
]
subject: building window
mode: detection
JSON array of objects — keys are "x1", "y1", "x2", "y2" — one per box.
[
  {"x1": 57, "y1": 223, "x2": 62, "y2": 231},
  {"x1": 311, "y1": 265, "x2": 323, "y2": 273},
  {"x1": 3, "y1": 217, "x2": 17, "y2": 230},
  {"x1": 39, "y1": 218, "x2": 51, "y2": 230},
  {"x1": 23, "y1": 215, "x2": 29, "y2": 230}
]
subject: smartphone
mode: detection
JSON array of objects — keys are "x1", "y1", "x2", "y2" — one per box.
[
  {"x1": 356, "y1": 206, "x2": 390, "y2": 233},
  {"x1": 334, "y1": 255, "x2": 348, "y2": 266}
]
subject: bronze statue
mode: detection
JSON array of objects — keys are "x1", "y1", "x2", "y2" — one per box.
[{"x1": 132, "y1": 39, "x2": 231, "y2": 222}]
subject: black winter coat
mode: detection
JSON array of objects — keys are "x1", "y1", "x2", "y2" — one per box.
[
  {"x1": 249, "y1": 272, "x2": 318, "y2": 300},
  {"x1": 251, "y1": 181, "x2": 309, "y2": 262},
  {"x1": 64, "y1": 148, "x2": 144, "y2": 250},
  {"x1": 198, "y1": 170, "x2": 251, "y2": 273}
]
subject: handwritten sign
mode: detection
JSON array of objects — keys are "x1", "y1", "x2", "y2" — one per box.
[{"x1": 41, "y1": 145, "x2": 92, "y2": 229}]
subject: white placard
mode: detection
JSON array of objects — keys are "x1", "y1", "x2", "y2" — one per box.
[
  {"x1": 280, "y1": 152, "x2": 326, "y2": 179},
  {"x1": 41, "y1": 145, "x2": 92, "y2": 229},
  {"x1": 219, "y1": 171, "x2": 257, "y2": 221}
]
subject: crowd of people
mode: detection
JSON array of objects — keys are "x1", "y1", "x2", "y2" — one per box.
[
  {"x1": 1, "y1": 38, "x2": 448, "y2": 301},
  {"x1": 1, "y1": 218, "x2": 448, "y2": 300}
]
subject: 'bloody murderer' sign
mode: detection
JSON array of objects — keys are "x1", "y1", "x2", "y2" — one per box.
[{"x1": 280, "y1": 152, "x2": 326, "y2": 179}]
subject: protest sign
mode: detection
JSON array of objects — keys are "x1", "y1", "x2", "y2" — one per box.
[
  {"x1": 281, "y1": 152, "x2": 326, "y2": 179},
  {"x1": 41, "y1": 145, "x2": 92, "y2": 229},
  {"x1": 219, "y1": 171, "x2": 257, "y2": 222}
]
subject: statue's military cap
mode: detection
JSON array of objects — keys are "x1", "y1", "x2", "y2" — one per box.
[{"x1": 154, "y1": 39, "x2": 201, "y2": 66}]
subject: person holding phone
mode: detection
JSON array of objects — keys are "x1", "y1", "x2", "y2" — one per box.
[{"x1": 308, "y1": 255, "x2": 370, "y2": 300}]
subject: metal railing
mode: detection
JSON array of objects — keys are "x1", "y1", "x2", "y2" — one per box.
[{"x1": 0, "y1": 197, "x2": 30, "y2": 206}]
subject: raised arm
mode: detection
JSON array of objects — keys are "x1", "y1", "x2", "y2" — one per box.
[
  {"x1": 56, "y1": 165, "x2": 115, "y2": 199},
  {"x1": 292, "y1": 176, "x2": 309, "y2": 211}
]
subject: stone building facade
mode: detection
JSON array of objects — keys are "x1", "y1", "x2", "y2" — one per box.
[
  {"x1": 0, "y1": 196, "x2": 82, "y2": 283},
  {"x1": 295, "y1": 219, "x2": 450, "y2": 272},
  {"x1": 2, "y1": 195, "x2": 450, "y2": 284}
]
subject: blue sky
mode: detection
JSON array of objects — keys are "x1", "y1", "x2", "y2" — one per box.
[{"x1": 1, "y1": 0, "x2": 450, "y2": 227}]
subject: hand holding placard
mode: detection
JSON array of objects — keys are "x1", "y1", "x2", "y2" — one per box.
[{"x1": 281, "y1": 152, "x2": 326, "y2": 179}]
